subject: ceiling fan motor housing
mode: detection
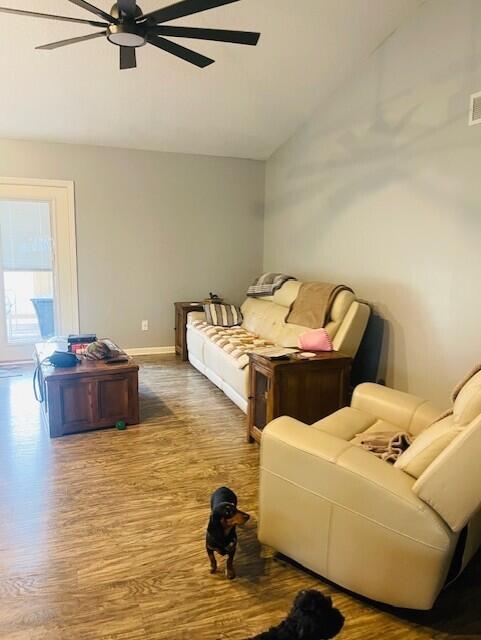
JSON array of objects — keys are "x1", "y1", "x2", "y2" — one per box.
[
  {"x1": 107, "y1": 3, "x2": 145, "y2": 47},
  {"x1": 107, "y1": 23, "x2": 146, "y2": 48}
]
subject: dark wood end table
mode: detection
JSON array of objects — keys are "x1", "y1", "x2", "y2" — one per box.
[
  {"x1": 174, "y1": 301, "x2": 204, "y2": 361},
  {"x1": 247, "y1": 351, "x2": 352, "y2": 443}
]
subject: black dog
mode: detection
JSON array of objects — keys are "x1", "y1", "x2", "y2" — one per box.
[
  {"x1": 206, "y1": 486, "x2": 250, "y2": 579},
  {"x1": 248, "y1": 590, "x2": 344, "y2": 639}
]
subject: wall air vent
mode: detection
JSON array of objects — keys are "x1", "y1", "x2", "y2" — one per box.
[{"x1": 469, "y1": 91, "x2": 481, "y2": 125}]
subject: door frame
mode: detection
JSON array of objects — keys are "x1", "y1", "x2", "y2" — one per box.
[{"x1": 0, "y1": 177, "x2": 79, "y2": 362}]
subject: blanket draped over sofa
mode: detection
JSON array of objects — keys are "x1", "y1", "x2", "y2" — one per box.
[
  {"x1": 247, "y1": 273, "x2": 296, "y2": 298},
  {"x1": 286, "y1": 282, "x2": 354, "y2": 329}
]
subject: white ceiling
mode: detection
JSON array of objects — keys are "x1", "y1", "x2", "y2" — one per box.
[{"x1": 0, "y1": 0, "x2": 421, "y2": 160}]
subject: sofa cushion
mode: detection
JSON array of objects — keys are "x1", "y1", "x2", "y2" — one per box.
[
  {"x1": 191, "y1": 320, "x2": 273, "y2": 369},
  {"x1": 241, "y1": 297, "x2": 307, "y2": 347},
  {"x1": 313, "y1": 407, "x2": 377, "y2": 440},
  {"x1": 350, "y1": 420, "x2": 404, "y2": 444},
  {"x1": 256, "y1": 279, "x2": 301, "y2": 307},
  {"x1": 241, "y1": 281, "x2": 358, "y2": 348},
  {"x1": 394, "y1": 415, "x2": 462, "y2": 478},
  {"x1": 203, "y1": 338, "x2": 249, "y2": 398},
  {"x1": 453, "y1": 369, "x2": 481, "y2": 426}
]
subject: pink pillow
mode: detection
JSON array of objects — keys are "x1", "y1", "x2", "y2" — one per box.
[{"x1": 298, "y1": 328, "x2": 333, "y2": 352}]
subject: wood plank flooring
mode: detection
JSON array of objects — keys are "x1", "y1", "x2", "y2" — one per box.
[{"x1": 0, "y1": 355, "x2": 479, "y2": 639}]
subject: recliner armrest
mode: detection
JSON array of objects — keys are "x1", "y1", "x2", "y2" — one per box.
[
  {"x1": 351, "y1": 383, "x2": 442, "y2": 434},
  {"x1": 261, "y1": 416, "x2": 451, "y2": 548}
]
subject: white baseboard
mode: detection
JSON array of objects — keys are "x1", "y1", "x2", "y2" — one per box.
[{"x1": 125, "y1": 346, "x2": 176, "y2": 356}]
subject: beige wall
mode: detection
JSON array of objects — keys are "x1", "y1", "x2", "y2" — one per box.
[
  {"x1": 264, "y1": 0, "x2": 481, "y2": 407},
  {"x1": 0, "y1": 139, "x2": 264, "y2": 349}
]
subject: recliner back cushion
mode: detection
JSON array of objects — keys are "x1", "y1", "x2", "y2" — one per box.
[
  {"x1": 453, "y1": 370, "x2": 481, "y2": 426},
  {"x1": 413, "y1": 416, "x2": 481, "y2": 532},
  {"x1": 394, "y1": 415, "x2": 462, "y2": 479}
]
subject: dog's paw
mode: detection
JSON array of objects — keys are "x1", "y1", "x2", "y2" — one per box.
[
  {"x1": 210, "y1": 567, "x2": 217, "y2": 574},
  {"x1": 226, "y1": 569, "x2": 236, "y2": 580}
]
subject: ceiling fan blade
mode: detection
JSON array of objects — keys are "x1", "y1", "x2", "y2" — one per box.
[
  {"x1": 143, "y1": 0, "x2": 239, "y2": 25},
  {"x1": 118, "y1": 0, "x2": 137, "y2": 17},
  {"x1": 147, "y1": 35, "x2": 214, "y2": 68},
  {"x1": 0, "y1": 6, "x2": 107, "y2": 28},
  {"x1": 120, "y1": 46, "x2": 137, "y2": 69},
  {"x1": 36, "y1": 31, "x2": 106, "y2": 51},
  {"x1": 151, "y1": 25, "x2": 260, "y2": 46},
  {"x1": 67, "y1": 0, "x2": 117, "y2": 24}
]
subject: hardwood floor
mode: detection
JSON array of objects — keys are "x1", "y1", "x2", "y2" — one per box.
[{"x1": 0, "y1": 355, "x2": 479, "y2": 640}]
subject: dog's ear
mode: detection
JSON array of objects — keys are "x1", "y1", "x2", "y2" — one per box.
[
  {"x1": 293, "y1": 591, "x2": 344, "y2": 639},
  {"x1": 210, "y1": 509, "x2": 223, "y2": 528},
  {"x1": 295, "y1": 590, "x2": 333, "y2": 612}
]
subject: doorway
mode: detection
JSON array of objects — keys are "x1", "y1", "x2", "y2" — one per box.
[{"x1": 0, "y1": 178, "x2": 79, "y2": 362}]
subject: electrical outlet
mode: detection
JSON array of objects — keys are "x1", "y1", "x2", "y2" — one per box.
[{"x1": 141, "y1": 320, "x2": 149, "y2": 331}]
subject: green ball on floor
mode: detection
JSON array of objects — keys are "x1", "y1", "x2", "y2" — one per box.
[{"x1": 116, "y1": 420, "x2": 127, "y2": 430}]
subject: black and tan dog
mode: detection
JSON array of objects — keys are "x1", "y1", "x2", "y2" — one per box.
[
  {"x1": 247, "y1": 590, "x2": 344, "y2": 639},
  {"x1": 206, "y1": 486, "x2": 250, "y2": 579}
]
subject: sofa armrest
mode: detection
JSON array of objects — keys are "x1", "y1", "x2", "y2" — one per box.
[
  {"x1": 351, "y1": 383, "x2": 442, "y2": 434},
  {"x1": 331, "y1": 300, "x2": 370, "y2": 358},
  {"x1": 261, "y1": 416, "x2": 451, "y2": 548},
  {"x1": 187, "y1": 311, "x2": 206, "y2": 325}
]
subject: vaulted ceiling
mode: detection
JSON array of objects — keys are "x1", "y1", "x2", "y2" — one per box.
[{"x1": 0, "y1": 0, "x2": 421, "y2": 159}]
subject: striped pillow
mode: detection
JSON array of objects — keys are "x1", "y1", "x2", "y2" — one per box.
[{"x1": 204, "y1": 303, "x2": 243, "y2": 327}]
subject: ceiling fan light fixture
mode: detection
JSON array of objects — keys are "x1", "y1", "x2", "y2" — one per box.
[
  {"x1": 3, "y1": 0, "x2": 260, "y2": 70},
  {"x1": 107, "y1": 24, "x2": 145, "y2": 47}
]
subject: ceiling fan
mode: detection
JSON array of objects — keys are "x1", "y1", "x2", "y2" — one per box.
[{"x1": 0, "y1": 0, "x2": 261, "y2": 70}]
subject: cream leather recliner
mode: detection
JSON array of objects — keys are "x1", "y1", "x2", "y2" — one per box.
[{"x1": 258, "y1": 371, "x2": 481, "y2": 609}]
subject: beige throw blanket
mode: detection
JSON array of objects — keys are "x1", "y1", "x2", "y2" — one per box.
[
  {"x1": 355, "y1": 431, "x2": 412, "y2": 464},
  {"x1": 286, "y1": 282, "x2": 354, "y2": 329}
]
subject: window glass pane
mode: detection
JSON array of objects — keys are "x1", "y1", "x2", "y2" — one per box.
[{"x1": 0, "y1": 200, "x2": 55, "y2": 344}]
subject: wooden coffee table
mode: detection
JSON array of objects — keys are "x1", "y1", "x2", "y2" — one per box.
[{"x1": 35, "y1": 343, "x2": 139, "y2": 438}]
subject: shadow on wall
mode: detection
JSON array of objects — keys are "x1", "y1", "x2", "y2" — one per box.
[
  {"x1": 349, "y1": 275, "x2": 449, "y2": 399},
  {"x1": 265, "y1": 2, "x2": 481, "y2": 404},
  {"x1": 351, "y1": 313, "x2": 385, "y2": 387},
  {"x1": 270, "y1": 0, "x2": 481, "y2": 223},
  {"x1": 269, "y1": 79, "x2": 481, "y2": 235}
]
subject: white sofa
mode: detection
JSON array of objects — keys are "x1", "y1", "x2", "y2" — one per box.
[
  {"x1": 258, "y1": 379, "x2": 481, "y2": 609},
  {"x1": 186, "y1": 280, "x2": 370, "y2": 413}
]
